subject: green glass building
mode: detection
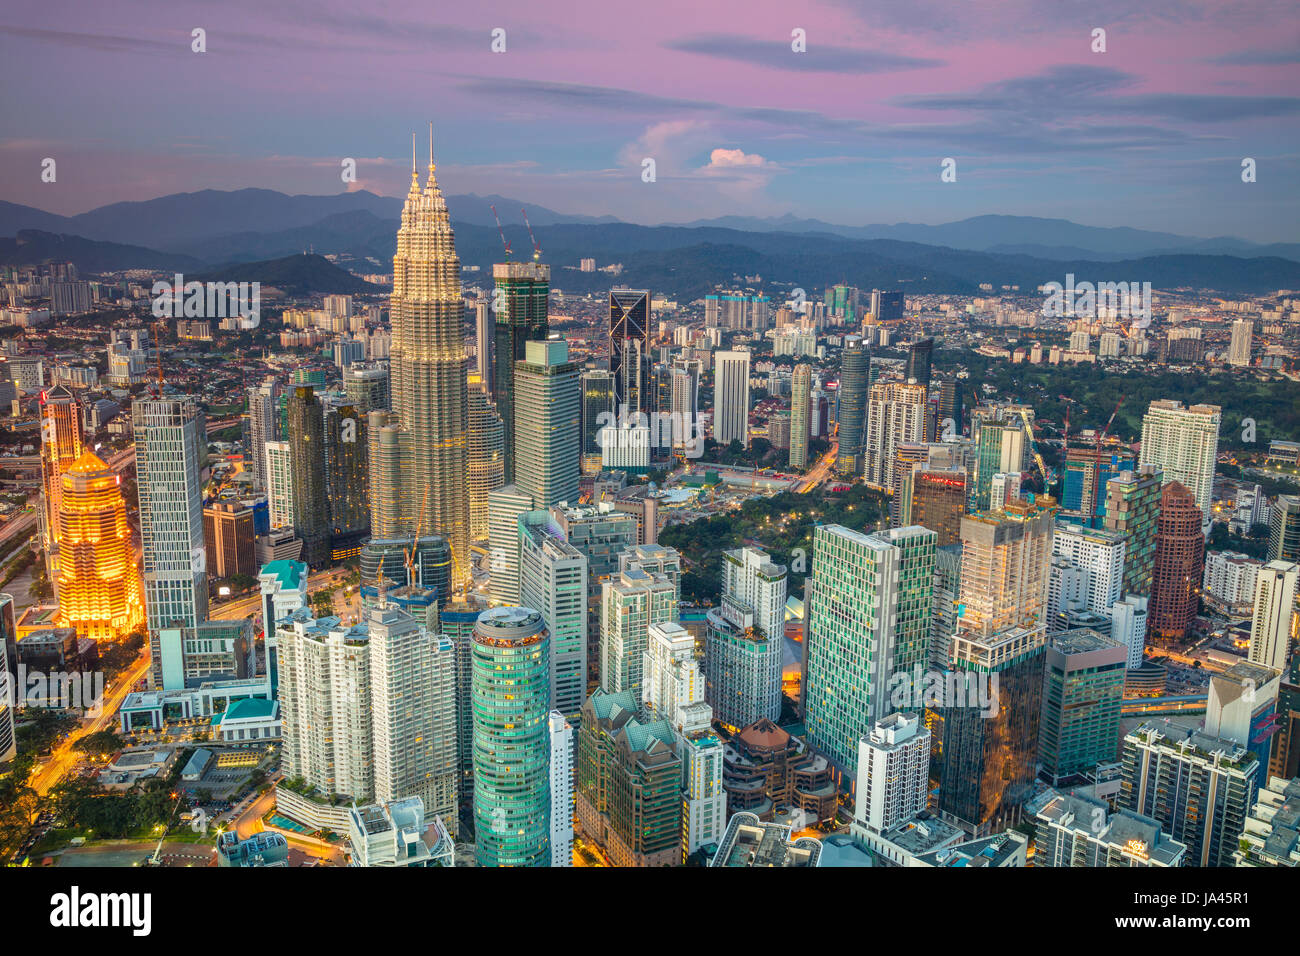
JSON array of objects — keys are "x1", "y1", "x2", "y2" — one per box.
[
  {"x1": 472, "y1": 605, "x2": 552, "y2": 867},
  {"x1": 1038, "y1": 628, "x2": 1127, "y2": 784},
  {"x1": 492, "y1": 262, "x2": 550, "y2": 483},
  {"x1": 1103, "y1": 464, "x2": 1163, "y2": 597}
]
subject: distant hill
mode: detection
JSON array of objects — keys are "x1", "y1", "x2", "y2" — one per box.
[
  {"x1": 0, "y1": 229, "x2": 203, "y2": 272},
  {"x1": 192, "y1": 253, "x2": 378, "y2": 296}
]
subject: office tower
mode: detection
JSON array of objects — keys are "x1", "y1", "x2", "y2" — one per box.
[
  {"x1": 864, "y1": 380, "x2": 927, "y2": 489},
  {"x1": 580, "y1": 369, "x2": 615, "y2": 474},
  {"x1": 519, "y1": 510, "x2": 588, "y2": 722},
  {"x1": 669, "y1": 359, "x2": 701, "y2": 455},
  {"x1": 342, "y1": 361, "x2": 390, "y2": 415},
  {"x1": 324, "y1": 400, "x2": 369, "y2": 560},
  {"x1": 937, "y1": 379, "x2": 963, "y2": 436},
  {"x1": 834, "y1": 336, "x2": 870, "y2": 474},
  {"x1": 1229, "y1": 317, "x2": 1253, "y2": 367},
  {"x1": 472, "y1": 606, "x2": 552, "y2": 867},
  {"x1": 264, "y1": 441, "x2": 294, "y2": 530},
  {"x1": 609, "y1": 288, "x2": 652, "y2": 416},
  {"x1": 513, "y1": 339, "x2": 580, "y2": 508},
  {"x1": 909, "y1": 469, "x2": 966, "y2": 547},
  {"x1": 1139, "y1": 400, "x2": 1221, "y2": 522},
  {"x1": 1269, "y1": 495, "x2": 1300, "y2": 563},
  {"x1": 1234, "y1": 776, "x2": 1300, "y2": 867},
  {"x1": 1028, "y1": 789, "x2": 1186, "y2": 867},
  {"x1": 549, "y1": 711, "x2": 575, "y2": 867},
  {"x1": 367, "y1": 594, "x2": 459, "y2": 833},
  {"x1": 55, "y1": 451, "x2": 144, "y2": 643},
  {"x1": 713, "y1": 349, "x2": 751, "y2": 448},
  {"x1": 972, "y1": 421, "x2": 1025, "y2": 512},
  {"x1": 134, "y1": 397, "x2": 209, "y2": 688},
  {"x1": 1119, "y1": 722, "x2": 1259, "y2": 867},
  {"x1": 930, "y1": 544, "x2": 963, "y2": 668},
  {"x1": 247, "y1": 376, "x2": 280, "y2": 491},
  {"x1": 643, "y1": 621, "x2": 726, "y2": 857},
  {"x1": 487, "y1": 484, "x2": 534, "y2": 605},
  {"x1": 576, "y1": 688, "x2": 683, "y2": 866},
  {"x1": 286, "y1": 386, "x2": 329, "y2": 567},
  {"x1": 370, "y1": 143, "x2": 469, "y2": 589},
  {"x1": 854, "y1": 712, "x2": 931, "y2": 833},
  {"x1": 955, "y1": 500, "x2": 1056, "y2": 640},
  {"x1": 473, "y1": 298, "x2": 493, "y2": 390},
  {"x1": 1038, "y1": 629, "x2": 1126, "y2": 784},
  {"x1": 466, "y1": 379, "x2": 505, "y2": 542},
  {"x1": 1063, "y1": 447, "x2": 1136, "y2": 525},
  {"x1": 1103, "y1": 465, "x2": 1163, "y2": 597},
  {"x1": 1249, "y1": 561, "x2": 1299, "y2": 673},
  {"x1": 38, "y1": 384, "x2": 83, "y2": 587},
  {"x1": 1110, "y1": 594, "x2": 1150, "y2": 669},
  {"x1": 276, "y1": 611, "x2": 374, "y2": 801},
  {"x1": 907, "y1": 338, "x2": 934, "y2": 388},
  {"x1": 1148, "y1": 482, "x2": 1204, "y2": 644},
  {"x1": 789, "y1": 363, "x2": 812, "y2": 469},
  {"x1": 1206, "y1": 660, "x2": 1282, "y2": 772},
  {"x1": 599, "y1": 562, "x2": 677, "y2": 698},
  {"x1": 1051, "y1": 523, "x2": 1126, "y2": 616},
  {"x1": 203, "y1": 501, "x2": 257, "y2": 580},
  {"x1": 492, "y1": 262, "x2": 550, "y2": 481},
  {"x1": 894, "y1": 444, "x2": 931, "y2": 524},
  {"x1": 439, "y1": 600, "x2": 483, "y2": 798},
  {"x1": 804, "y1": 524, "x2": 936, "y2": 775}
]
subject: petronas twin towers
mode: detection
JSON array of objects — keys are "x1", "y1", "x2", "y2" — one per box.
[{"x1": 370, "y1": 130, "x2": 469, "y2": 587}]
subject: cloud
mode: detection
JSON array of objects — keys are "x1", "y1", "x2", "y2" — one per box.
[
  {"x1": 664, "y1": 33, "x2": 943, "y2": 72},
  {"x1": 706, "y1": 148, "x2": 769, "y2": 168}
]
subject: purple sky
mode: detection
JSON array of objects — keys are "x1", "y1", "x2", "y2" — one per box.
[{"x1": 2, "y1": 0, "x2": 1298, "y2": 239}]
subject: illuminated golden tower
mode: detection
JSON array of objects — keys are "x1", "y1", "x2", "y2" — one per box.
[
  {"x1": 39, "y1": 385, "x2": 84, "y2": 587},
  {"x1": 56, "y1": 450, "x2": 143, "y2": 642},
  {"x1": 371, "y1": 126, "x2": 469, "y2": 588}
]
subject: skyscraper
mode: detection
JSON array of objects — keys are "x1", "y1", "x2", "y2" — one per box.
[
  {"x1": 972, "y1": 420, "x2": 1025, "y2": 512},
  {"x1": 910, "y1": 469, "x2": 966, "y2": 547},
  {"x1": 246, "y1": 376, "x2": 280, "y2": 491},
  {"x1": 38, "y1": 384, "x2": 83, "y2": 590},
  {"x1": 1229, "y1": 317, "x2": 1253, "y2": 367},
  {"x1": 473, "y1": 606, "x2": 552, "y2": 867},
  {"x1": 492, "y1": 262, "x2": 550, "y2": 482},
  {"x1": 713, "y1": 349, "x2": 751, "y2": 448},
  {"x1": 804, "y1": 524, "x2": 936, "y2": 775},
  {"x1": 1051, "y1": 523, "x2": 1126, "y2": 616},
  {"x1": 1038, "y1": 628, "x2": 1127, "y2": 784},
  {"x1": 548, "y1": 710, "x2": 575, "y2": 867},
  {"x1": 854, "y1": 712, "x2": 931, "y2": 833},
  {"x1": 906, "y1": 338, "x2": 934, "y2": 388},
  {"x1": 134, "y1": 397, "x2": 208, "y2": 688},
  {"x1": 1269, "y1": 494, "x2": 1300, "y2": 563},
  {"x1": 371, "y1": 135, "x2": 470, "y2": 588},
  {"x1": 954, "y1": 499, "x2": 1056, "y2": 640},
  {"x1": 1248, "y1": 561, "x2": 1299, "y2": 673},
  {"x1": 287, "y1": 386, "x2": 329, "y2": 567},
  {"x1": 834, "y1": 336, "x2": 869, "y2": 474},
  {"x1": 472, "y1": 298, "x2": 492, "y2": 389},
  {"x1": 580, "y1": 369, "x2": 615, "y2": 474},
  {"x1": 610, "y1": 288, "x2": 651, "y2": 416},
  {"x1": 466, "y1": 377, "x2": 505, "y2": 543},
  {"x1": 513, "y1": 339, "x2": 580, "y2": 508},
  {"x1": 600, "y1": 561, "x2": 678, "y2": 698},
  {"x1": 1104, "y1": 465, "x2": 1163, "y2": 598},
  {"x1": 487, "y1": 485, "x2": 534, "y2": 605},
  {"x1": 789, "y1": 363, "x2": 811, "y2": 469},
  {"x1": 1148, "y1": 481, "x2": 1204, "y2": 644},
  {"x1": 1139, "y1": 400, "x2": 1221, "y2": 523},
  {"x1": 519, "y1": 510, "x2": 589, "y2": 722},
  {"x1": 342, "y1": 362, "x2": 389, "y2": 416},
  {"x1": 324, "y1": 400, "x2": 368, "y2": 560},
  {"x1": 55, "y1": 451, "x2": 143, "y2": 642},
  {"x1": 865, "y1": 379, "x2": 928, "y2": 489},
  {"x1": 264, "y1": 441, "x2": 294, "y2": 531}
]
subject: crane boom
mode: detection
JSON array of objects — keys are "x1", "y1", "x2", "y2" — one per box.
[
  {"x1": 521, "y1": 207, "x2": 541, "y2": 261},
  {"x1": 490, "y1": 205, "x2": 511, "y2": 260}
]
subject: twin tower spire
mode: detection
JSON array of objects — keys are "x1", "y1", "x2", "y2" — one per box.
[{"x1": 410, "y1": 122, "x2": 437, "y2": 191}]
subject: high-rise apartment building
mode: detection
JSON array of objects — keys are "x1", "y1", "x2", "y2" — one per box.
[
  {"x1": 519, "y1": 510, "x2": 589, "y2": 722},
  {"x1": 1139, "y1": 400, "x2": 1221, "y2": 523},
  {"x1": 1229, "y1": 317, "x2": 1253, "y2": 367},
  {"x1": 854, "y1": 712, "x2": 931, "y2": 833},
  {"x1": 1148, "y1": 481, "x2": 1204, "y2": 644},
  {"x1": 287, "y1": 386, "x2": 329, "y2": 567},
  {"x1": 599, "y1": 561, "x2": 678, "y2": 698},
  {"x1": 864, "y1": 380, "x2": 928, "y2": 489},
  {"x1": 834, "y1": 336, "x2": 870, "y2": 474},
  {"x1": 513, "y1": 339, "x2": 580, "y2": 508},
  {"x1": 713, "y1": 349, "x2": 751, "y2": 448},
  {"x1": 472, "y1": 606, "x2": 552, "y2": 867},
  {"x1": 1104, "y1": 465, "x2": 1163, "y2": 598},
  {"x1": 789, "y1": 363, "x2": 812, "y2": 469},
  {"x1": 549, "y1": 711, "x2": 575, "y2": 867},
  {"x1": 1248, "y1": 561, "x2": 1298, "y2": 673},
  {"x1": 1028, "y1": 789, "x2": 1186, "y2": 867},
  {"x1": 370, "y1": 144, "x2": 469, "y2": 588},
  {"x1": 247, "y1": 376, "x2": 280, "y2": 491},
  {"x1": 721, "y1": 546, "x2": 787, "y2": 638},
  {"x1": 134, "y1": 397, "x2": 208, "y2": 688},
  {"x1": 487, "y1": 484, "x2": 534, "y2": 605},
  {"x1": 264, "y1": 441, "x2": 294, "y2": 531},
  {"x1": 1051, "y1": 522, "x2": 1126, "y2": 616},
  {"x1": 804, "y1": 524, "x2": 936, "y2": 775},
  {"x1": 492, "y1": 261, "x2": 550, "y2": 481}
]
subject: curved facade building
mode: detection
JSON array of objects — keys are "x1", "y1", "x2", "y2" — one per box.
[
  {"x1": 834, "y1": 336, "x2": 870, "y2": 475},
  {"x1": 56, "y1": 451, "x2": 143, "y2": 642},
  {"x1": 472, "y1": 606, "x2": 551, "y2": 867}
]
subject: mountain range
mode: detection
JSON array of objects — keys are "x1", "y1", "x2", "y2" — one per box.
[{"x1": 2, "y1": 190, "x2": 1298, "y2": 299}]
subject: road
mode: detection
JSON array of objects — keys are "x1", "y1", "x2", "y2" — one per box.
[
  {"x1": 30, "y1": 652, "x2": 151, "y2": 796},
  {"x1": 0, "y1": 510, "x2": 36, "y2": 548},
  {"x1": 797, "y1": 441, "x2": 838, "y2": 494}
]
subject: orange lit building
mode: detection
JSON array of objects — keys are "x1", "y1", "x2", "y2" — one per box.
[
  {"x1": 39, "y1": 385, "x2": 84, "y2": 584},
  {"x1": 56, "y1": 450, "x2": 144, "y2": 642}
]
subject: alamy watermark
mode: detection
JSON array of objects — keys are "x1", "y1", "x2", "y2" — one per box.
[
  {"x1": 1041, "y1": 273, "x2": 1151, "y2": 327},
  {"x1": 595, "y1": 404, "x2": 704, "y2": 459},
  {"x1": 151, "y1": 275, "x2": 260, "y2": 328},
  {"x1": 1, "y1": 667, "x2": 105, "y2": 717},
  {"x1": 887, "y1": 664, "x2": 1000, "y2": 718}
]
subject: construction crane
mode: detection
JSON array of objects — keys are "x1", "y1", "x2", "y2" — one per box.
[
  {"x1": 1017, "y1": 408, "x2": 1051, "y2": 488},
  {"x1": 520, "y1": 207, "x2": 541, "y2": 261},
  {"x1": 1089, "y1": 396, "x2": 1125, "y2": 514},
  {"x1": 403, "y1": 485, "x2": 431, "y2": 587},
  {"x1": 490, "y1": 205, "x2": 512, "y2": 260}
]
